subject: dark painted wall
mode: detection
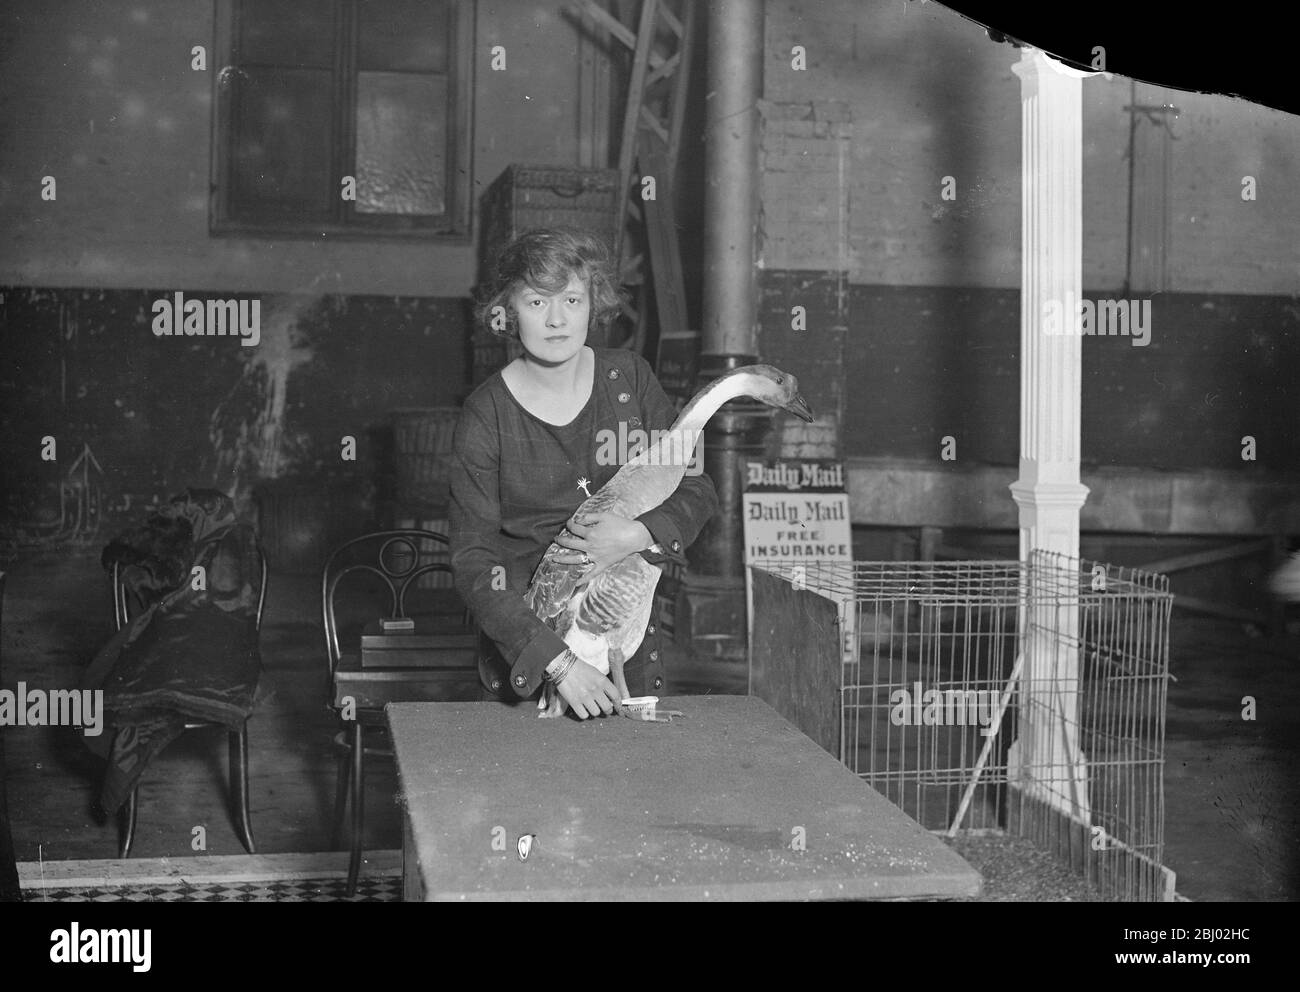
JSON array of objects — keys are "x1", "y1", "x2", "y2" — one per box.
[
  {"x1": 0, "y1": 287, "x2": 468, "y2": 538},
  {"x1": 760, "y1": 277, "x2": 1300, "y2": 473}
]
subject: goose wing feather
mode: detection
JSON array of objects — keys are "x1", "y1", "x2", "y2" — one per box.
[
  {"x1": 601, "y1": 558, "x2": 661, "y2": 664},
  {"x1": 525, "y1": 480, "x2": 631, "y2": 621},
  {"x1": 571, "y1": 553, "x2": 661, "y2": 649}
]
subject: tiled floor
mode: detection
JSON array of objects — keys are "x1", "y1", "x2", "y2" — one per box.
[
  {"x1": 17, "y1": 851, "x2": 404, "y2": 902},
  {"x1": 26, "y1": 876, "x2": 401, "y2": 902},
  {"x1": 3, "y1": 546, "x2": 1297, "y2": 900}
]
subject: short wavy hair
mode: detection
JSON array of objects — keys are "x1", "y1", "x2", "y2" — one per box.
[{"x1": 476, "y1": 227, "x2": 622, "y2": 339}]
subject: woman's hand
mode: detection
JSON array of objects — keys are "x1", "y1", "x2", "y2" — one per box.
[
  {"x1": 552, "y1": 512, "x2": 652, "y2": 583},
  {"x1": 551, "y1": 653, "x2": 622, "y2": 718}
]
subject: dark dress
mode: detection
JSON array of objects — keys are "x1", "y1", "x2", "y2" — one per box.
[{"x1": 449, "y1": 347, "x2": 718, "y2": 702}]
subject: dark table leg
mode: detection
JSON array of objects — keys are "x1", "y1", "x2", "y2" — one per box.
[
  {"x1": 347, "y1": 721, "x2": 364, "y2": 896},
  {"x1": 0, "y1": 729, "x2": 21, "y2": 902}
]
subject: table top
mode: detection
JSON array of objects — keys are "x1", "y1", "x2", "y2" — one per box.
[{"x1": 388, "y1": 695, "x2": 981, "y2": 901}]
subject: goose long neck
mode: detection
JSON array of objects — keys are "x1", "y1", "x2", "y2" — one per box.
[{"x1": 671, "y1": 374, "x2": 756, "y2": 433}]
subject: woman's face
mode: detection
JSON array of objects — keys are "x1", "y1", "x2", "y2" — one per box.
[{"x1": 510, "y1": 273, "x2": 590, "y2": 366}]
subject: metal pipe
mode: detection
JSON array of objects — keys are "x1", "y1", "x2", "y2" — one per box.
[
  {"x1": 701, "y1": 0, "x2": 762, "y2": 358},
  {"x1": 679, "y1": 0, "x2": 765, "y2": 649}
]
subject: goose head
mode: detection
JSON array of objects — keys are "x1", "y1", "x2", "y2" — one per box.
[{"x1": 715, "y1": 365, "x2": 816, "y2": 422}]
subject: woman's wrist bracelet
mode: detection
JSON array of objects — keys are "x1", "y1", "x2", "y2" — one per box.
[
  {"x1": 551, "y1": 656, "x2": 576, "y2": 685},
  {"x1": 545, "y1": 652, "x2": 578, "y2": 686}
]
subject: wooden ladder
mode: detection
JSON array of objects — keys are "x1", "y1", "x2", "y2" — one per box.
[{"x1": 574, "y1": 0, "x2": 699, "y2": 402}]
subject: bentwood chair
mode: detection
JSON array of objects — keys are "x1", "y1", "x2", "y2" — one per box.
[
  {"x1": 323, "y1": 529, "x2": 478, "y2": 896},
  {"x1": 111, "y1": 550, "x2": 268, "y2": 858}
]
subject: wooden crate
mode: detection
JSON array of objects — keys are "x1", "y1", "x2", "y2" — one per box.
[
  {"x1": 390, "y1": 408, "x2": 460, "y2": 511},
  {"x1": 479, "y1": 164, "x2": 621, "y2": 276},
  {"x1": 470, "y1": 328, "x2": 524, "y2": 388}
]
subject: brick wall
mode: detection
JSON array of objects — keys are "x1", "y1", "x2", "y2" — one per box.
[{"x1": 758, "y1": 100, "x2": 854, "y2": 274}]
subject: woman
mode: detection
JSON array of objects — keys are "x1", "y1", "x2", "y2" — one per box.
[{"x1": 450, "y1": 227, "x2": 718, "y2": 718}]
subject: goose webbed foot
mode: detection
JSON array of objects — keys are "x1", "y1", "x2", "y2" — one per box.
[{"x1": 609, "y1": 652, "x2": 632, "y2": 714}]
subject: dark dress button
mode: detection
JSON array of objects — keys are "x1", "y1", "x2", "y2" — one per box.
[
  {"x1": 670, "y1": 540, "x2": 681, "y2": 553},
  {"x1": 617, "y1": 392, "x2": 630, "y2": 403},
  {"x1": 629, "y1": 417, "x2": 642, "y2": 428},
  {"x1": 491, "y1": 678, "x2": 502, "y2": 692},
  {"x1": 653, "y1": 677, "x2": 664, "y2": 690},
  {"x1": 513, "y1": 674, "x2": 527, "y2": 688},
  {"x1": 649, "y1": 650, "x2": 659, "y2": 662},
  {"x1": 647, "y1": 623, "x2": 655, "y2": 635},
  {"x1": 608, "y1": 368, "x2": 621, "y2": 379}
]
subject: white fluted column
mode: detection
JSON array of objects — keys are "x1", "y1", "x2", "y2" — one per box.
[{"x1": 1008, "y1": 48, "x2": 1091, "y2": 822}]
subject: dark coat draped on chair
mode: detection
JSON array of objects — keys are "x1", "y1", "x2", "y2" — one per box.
[{"x1": 82, "y1": 489, "x2": 263, "y2": 814}]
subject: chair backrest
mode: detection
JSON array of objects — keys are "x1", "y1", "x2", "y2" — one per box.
[
  {"x1": 112, "y1": 541, "x2": 270, "y2": 633},
  {"x1": 321, "y1": 529, "x2": 462, "y2": 676}
]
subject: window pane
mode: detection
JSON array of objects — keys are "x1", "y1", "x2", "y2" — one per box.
[
  {"x1": 354, "y1": 72, "x2": 446, "y2": 216},
  {"x1": 358, "y1": 0, "x2": 448, "y2": 72},
  {"x1": 232, "y1": 68, "x2": 335, "y2": 219},
  {"x1": 238, "y1": 0, "x2": 335, "y2": 68}
]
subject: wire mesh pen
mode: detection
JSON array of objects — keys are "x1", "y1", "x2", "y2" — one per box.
[{"x1": 749, "y1": 550, "x2": 1174, "y2": 901}]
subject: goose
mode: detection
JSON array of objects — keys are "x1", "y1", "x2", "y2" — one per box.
[{"x1": 525, "y1": 365, "x2": 814, "y2": 718}]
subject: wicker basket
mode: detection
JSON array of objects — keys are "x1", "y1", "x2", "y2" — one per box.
[
  {"x1": 480, "y1": 164, "x2": 621, "y2": 275},
  {"x1": 391, "y1": 408, "x2": 461, "y2": 511},
  {"x1": 470, "y1": 329, "x2": 524, "y2": 387}
]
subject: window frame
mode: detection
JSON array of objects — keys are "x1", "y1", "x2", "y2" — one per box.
[{"x1": 209, "y1": 0, "x2": 474, "y2": 241}]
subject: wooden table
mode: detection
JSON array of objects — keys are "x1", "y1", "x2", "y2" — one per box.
[{"x1": 388, "y1": 695, "x2": 982, "y2": 901}]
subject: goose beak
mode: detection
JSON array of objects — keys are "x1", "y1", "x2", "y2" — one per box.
[{"x1": 784, "y1": 393, "x2": 815, "y2": 423}]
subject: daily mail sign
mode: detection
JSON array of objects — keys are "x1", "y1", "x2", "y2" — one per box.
[
  {"x1": 743, "y1": 459, "x2": 854, "y2": 658},
  {"x1": 743, "y1": 461, "x2": 851, "y2": 559}
]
